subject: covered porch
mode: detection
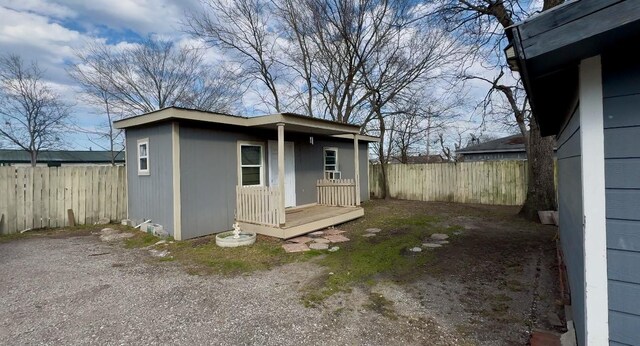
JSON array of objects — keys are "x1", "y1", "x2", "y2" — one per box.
[{"x1": 234, "y1": 119, "x2": 369, "y2": 239}]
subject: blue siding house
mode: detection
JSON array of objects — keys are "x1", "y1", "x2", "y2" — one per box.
[{"x1": 506, "y1": 1, "x2": 640, "y2": 344}]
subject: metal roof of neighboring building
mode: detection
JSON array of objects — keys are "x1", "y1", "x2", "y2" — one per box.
[
  {"x1": 456, "y1": 134, "x2": 527, "y2": 155},
  {"x1": 0, "y1": 150, "x2": 124, "y2": 164}
]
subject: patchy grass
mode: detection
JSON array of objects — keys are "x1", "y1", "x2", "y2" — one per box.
[
  {"x1": 124, "y1": 232, "x2": 164, "y2": 248},
  {"x1": 301, "y1": 201, "x2": 462, "y2": 307},
  {"x1": 0, "y1": 223, "x2": 131, "y2": 243},
  {"x1": 148, "y1": 234, "x2": 322, "y2": 276},
  {"x1": 365, "y1": 293, "x2": 397, "y2": 319}
]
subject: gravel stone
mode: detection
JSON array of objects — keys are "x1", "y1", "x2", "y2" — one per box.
[
  {"x1": 409, "y1": 247, "x2": 422, "y2": 252},
  {"x1": 362, "y1": 233, "x2": 376, "y2": 238},
  {"x1": 422, "y1": 243, "x2": 443, "y2": 248},
  {"x1": 100, "y1": 232, "x2": 134, "y2": 242},
  {"x1": 365, "y1": 228, "x2": 382, "y2": 233},
  {"x1": 0, "y1": 235, "x2": 464, "y2": 345}
]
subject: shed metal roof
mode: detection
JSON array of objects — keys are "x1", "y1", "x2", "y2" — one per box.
[{"x1": 113, "y1": 106, "x2": 379, "y2": 141}]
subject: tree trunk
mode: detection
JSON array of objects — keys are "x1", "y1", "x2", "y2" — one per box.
[
  {"x1": 30, "y1": 150, "x2": 37, "y2": 167},
  {"x1": 519, "y1": 120, "x2": 557, "y2": 220}
]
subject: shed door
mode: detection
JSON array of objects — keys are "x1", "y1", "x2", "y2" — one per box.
[{"x1": 268, "y1": 141, "x2": 296, "y2": 207}]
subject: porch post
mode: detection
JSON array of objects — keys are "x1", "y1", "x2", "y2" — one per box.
[
  {"x1": 277, "y1": 123, "x2": 286, "y2": 225},
  {"x1": 354, "y1": 134, "x2": 361, "y2": 206}
]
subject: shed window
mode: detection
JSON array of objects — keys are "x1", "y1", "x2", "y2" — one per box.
[
  {"x1": 324, "y1": 147, "x2": 340, "y2": 179},
  {"x1": 137, "y1": 138, "x2": 149, "y2": 176},
  {"x1": 240, "y1": 144, "x2": 264, "y2": 186}
]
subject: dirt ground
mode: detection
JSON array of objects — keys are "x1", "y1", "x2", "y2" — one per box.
[{"x1": 0, "y1": 200, "x2": 563, "y2": 345}]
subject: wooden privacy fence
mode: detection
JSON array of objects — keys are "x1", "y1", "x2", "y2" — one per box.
[
  {"x1": 369, "y1": 161, "x2": 530, "y2": 206},
  {"x1": 0, "y1": 166, "x2": 127, "y2": 234},
  {"x1": 317, "y1": 179, "x2": 358, "y2": 207},
  {"x1": 236, "y1": 185, "x2": 282, "y2": 226}
]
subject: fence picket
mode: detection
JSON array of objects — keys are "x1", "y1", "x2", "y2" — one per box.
[
  {"x1": 0, "y1": 166, "x2": 127, "y2": 234},
  {"x1": 369, "y1": 161, "x2": 550, "y2": 206}
]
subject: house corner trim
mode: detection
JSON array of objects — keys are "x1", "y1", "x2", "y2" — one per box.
[
  {"x1": 172, "y1": 122, "x2": 182, "y2": 240},
  {"x1": 579, "y1": 54, "x2": 608, "y2": 344}
]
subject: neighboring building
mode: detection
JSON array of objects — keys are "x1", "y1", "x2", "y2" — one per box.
[
  {"x1": 388, "y1": 154, "x2": 444, "y2": 164},
  {"x1": 507, "y1": 1, "x2": 640, "y2": 344},
  {"x1": 370, "y1": 154, "x2": 444, "y2": 165},
  {"x1": 114, "y1": 106, "x2": 377, "y2": 240},
  {"x1": 456, "y1": 134, "x2": 557, "y2": 161},
  {"x1": 0, "y1": 149, "x2": 124, "y2": 166}
]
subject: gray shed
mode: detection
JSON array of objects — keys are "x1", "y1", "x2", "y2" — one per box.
[
  {"x1": 507, "y1": 1, "x2": 640, "y2": 344},
  {"x1": 114, "y1": 107, "x2": 377, "y2": 241}
]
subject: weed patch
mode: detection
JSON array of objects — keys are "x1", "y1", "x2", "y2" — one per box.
[{"x1": 365, "y1": 293, "x2": 397, "y2": 319}]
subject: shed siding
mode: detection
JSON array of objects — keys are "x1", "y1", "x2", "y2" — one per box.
[
  {"x1": 125, "y1": 124, "x2": 174, "y2": 235},
  {"x1": 294, "y1": 138, "x2": 369, "y2": 205},
  {"x1": 178, "y1": 125, "x2": 264, "y2": 239},
  {"x1": 603, "y1": 52, "x2": 640, "y2": 344},
  {"x1": 556, "y1": 105, "x2": 585, "y2": 345},
  {"x1": 177, "y1": 124, "x2": 370, "y2": 239}
]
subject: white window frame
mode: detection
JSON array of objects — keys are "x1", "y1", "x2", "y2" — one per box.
[
  {"x1": 137, "y1": 138, "x2": 150, "y2": 176},
  {"x1": 238, "y1": 141, "x2": 265, "y2": 186},
  {"x1": 324, "y1": 147, "x2": 340, "y2": 179}
]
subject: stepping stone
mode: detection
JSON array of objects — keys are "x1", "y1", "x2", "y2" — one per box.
[
  {"x1": 324, "y1": 228, "x2": 345, "y2": 235},
  {"x1": 328, "y1": 246, "x2": 340, "y2": 252},
  {"x1": 288, "y1": 236, "x2": 313, "y2": 244},
  {"x1": 365, "y1": 228, "x2": 382, "y2": 233},
  {"x1": 101, "y1": 228, "x2": 118, "y2": 235},
  {"x1": 422, "y1": 243, "x2": 443, "y2": 248},
  {"x1": 435, "y1": 240, "x2": 449, "y2": 245},
  {"x1": 430, "y1": 233, "x2": 449, "y2": 240},
  {"x1": 409, "y1": 247, "x2": 422, "y2": 252},
  {"x1": 362, "y1": 233, "x2": 376, "y2": 238},
  {"x1": 309, "y1": 231, "x2": 325, "y2": 237},
  {"x1": 312, "y1": 238, "x2": 331, "y2": 244},
  {"x1": 309, "y1": 243, "x2": 329, "y2": 250},
  {"x1": 324, "y1": 234, "x2": 350, "y2": 243},
  {"x1": 282, "y1": 243, "x2": 310, "y2": 253},
  {"x1": 453, "y1": 231, "x2": 463, "y2": 235}
]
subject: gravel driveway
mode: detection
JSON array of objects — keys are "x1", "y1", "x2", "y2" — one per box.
[{"x1": 0, "y1": 233, "x2": 461, "y2": 345}]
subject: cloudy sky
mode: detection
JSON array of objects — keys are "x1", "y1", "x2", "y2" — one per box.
[
  {"x1": 0, "y1": 0, "x2": 515, "y2": 152},
  {"x1": 0, "y1": 0, "x2": 205, "y2": 149}
]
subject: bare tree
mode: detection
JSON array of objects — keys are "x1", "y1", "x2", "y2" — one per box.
[
  {"x1": 0, "y1": 54, "x2": 71, "y2": 166},
  {"x1": 68, "y1": 60, "x2": 123, "y2": 165},
  {"x1": 436, "y1": 0, "x2": 562, "y2": 219},
  {"x1": 71, "y1": 38, "x2": 240, "y2": 117},
  {"x1": 185, "y1": 0, "x2": 282, "y2": 112},
  {"x1": 360, "y1": 13, "x2": 461, "y2": 198},
  {"x1": 68, "y1": 38, "x2": 239, "y2": 156}
]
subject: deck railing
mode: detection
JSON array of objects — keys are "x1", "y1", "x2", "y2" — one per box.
[
  {"x1": 316, "y1": 179, "x2": 357, "y2": 207},
  {"x1": 236, "y1": 186, "x2": 282, "y2": 226}
]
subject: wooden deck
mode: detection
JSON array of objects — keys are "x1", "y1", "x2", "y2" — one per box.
[{"x1": 237, "y1": 204, "x2": 364, "y2": 239}]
